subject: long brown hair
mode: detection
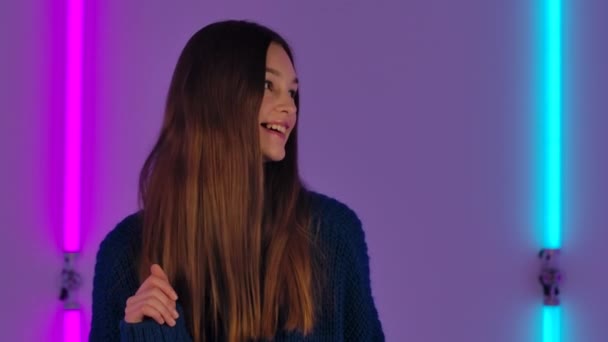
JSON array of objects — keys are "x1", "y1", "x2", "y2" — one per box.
[{"x1": 137, "y1": 20, "x2": 322, "y2": 341}]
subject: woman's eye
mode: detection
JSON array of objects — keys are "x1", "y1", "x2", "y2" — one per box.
[{"x1": 265, "y1": 80, "x2": 297, "y2": 98}]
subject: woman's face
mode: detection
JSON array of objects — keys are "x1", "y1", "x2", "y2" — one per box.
[{"x1": 259, "y1": 42, "x2": 298, "y2": 162}]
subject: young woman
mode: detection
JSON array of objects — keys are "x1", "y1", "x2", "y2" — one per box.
[{"x1": 90, "y1": 20, "x2": 384, "y2": 341}]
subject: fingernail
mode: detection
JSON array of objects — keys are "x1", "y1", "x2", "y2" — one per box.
[
  {"x1": 173, "y1": 310, "x2": 179, "y2": 318},
  {"x1": 169, "y1": 319, "x2": 176, "y2": 327}
]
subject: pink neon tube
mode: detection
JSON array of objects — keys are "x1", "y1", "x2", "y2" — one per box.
[
  {"x1": 63, "y1": 0, "x2": 84, "y2": 340},
  {"x1": 63, "y1": 0, "x2": 83, "y2": 252}
]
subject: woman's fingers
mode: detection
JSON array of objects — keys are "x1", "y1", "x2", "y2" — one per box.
[
  {"x1": 138, "y1": 287, "x2": 179, "y2": 318},
  {"x1": 150, "y1": 264, "x2": 178, "y2": 299},
  {"x1": 126, "y1": 292, "x2": 179, "y2": 326},
  {"x1": 126, "y1": 300, "x2": 170, "y2": 326},
  {"x1": 125, "y1": 265, "x2": 180, "y2": 326},
  {"x1": 150, "y1": 264, "x2": 169, "y2": 281},
  {"x1": 136, "y1": 272, "x2": 179, "y2": 301}
]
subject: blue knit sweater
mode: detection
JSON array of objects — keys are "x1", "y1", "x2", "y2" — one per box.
[{"x1": 90, "y1": 192, "x2": 384, "y2": 341}]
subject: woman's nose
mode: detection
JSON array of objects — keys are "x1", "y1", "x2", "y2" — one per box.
[{"x1": 277, "y1": 95, "x2": 297, "y2": 115}]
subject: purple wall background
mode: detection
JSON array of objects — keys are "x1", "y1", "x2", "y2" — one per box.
[{"x1": 1, "y1": 0, "x2": 607, "y2": 341}]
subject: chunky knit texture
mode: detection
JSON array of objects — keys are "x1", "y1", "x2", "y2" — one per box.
[{"x1": 90, "y1": 192, "x2": 384, "y2": 341}]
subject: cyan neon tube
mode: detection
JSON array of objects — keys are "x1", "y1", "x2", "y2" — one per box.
[
  {"x1": 541, "y1": 0, "x2": 562, "y2": 341},
  {"x1": 543, "y1": 306, "x2": 561, "y2": 342},
  {"x1": 543, "y1": 0, "x2": 562, "y2": 251}
]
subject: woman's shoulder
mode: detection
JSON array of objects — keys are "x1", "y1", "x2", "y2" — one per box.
[
  {"x1": 92, "y1": 212, "x2": 143, "y2": 327},
  {"x1": 308, "y1": 190, "x2": 362, "y2": 227},
  {"x1": 93, "y1": 212, "x2": 143, "y2": 291},
  {"x1": 97, "y1": 211, "x2": 143, "y2": 258},
  {"x1": 307, "y1": 190, "x2": 365, "y2": 249}
]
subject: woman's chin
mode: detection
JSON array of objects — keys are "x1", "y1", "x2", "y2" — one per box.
[{"x1": 263, "y1": 150, "x2": 285, "y2": 162}]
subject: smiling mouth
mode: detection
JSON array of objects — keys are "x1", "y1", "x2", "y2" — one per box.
[
  {"x1": 260, "y1": 122, "x2": 287, "y2": 133},
  {"x1": 260, "y1": 123, "x2": 287, "y2": 139}
]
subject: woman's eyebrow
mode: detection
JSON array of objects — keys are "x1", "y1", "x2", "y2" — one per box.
[{"x1": 266, "y1": 67, "x2": 298, "y2": 84}]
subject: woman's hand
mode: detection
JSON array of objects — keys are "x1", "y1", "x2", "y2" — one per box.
[{"x1": 124, "y1": 264, "x2": 180, "y2": 326}]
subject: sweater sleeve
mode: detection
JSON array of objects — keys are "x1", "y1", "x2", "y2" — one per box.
[
  {"x1": 339, "y1": 208, "x2": 385, "y2": 341},
  {"x1": 89, "y1": 216, "x2": 192, "y2": 341},
  {"x1": 89, "y1": 221, "x2": 133, "y2": 341},
  {"x1": 118, "y1": 303, "x2": 192, "y2": 342}
]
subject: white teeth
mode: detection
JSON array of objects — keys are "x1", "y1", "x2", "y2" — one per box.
[{"x1": 265, "y1": 123, "x2": 286, "y2": 133}]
